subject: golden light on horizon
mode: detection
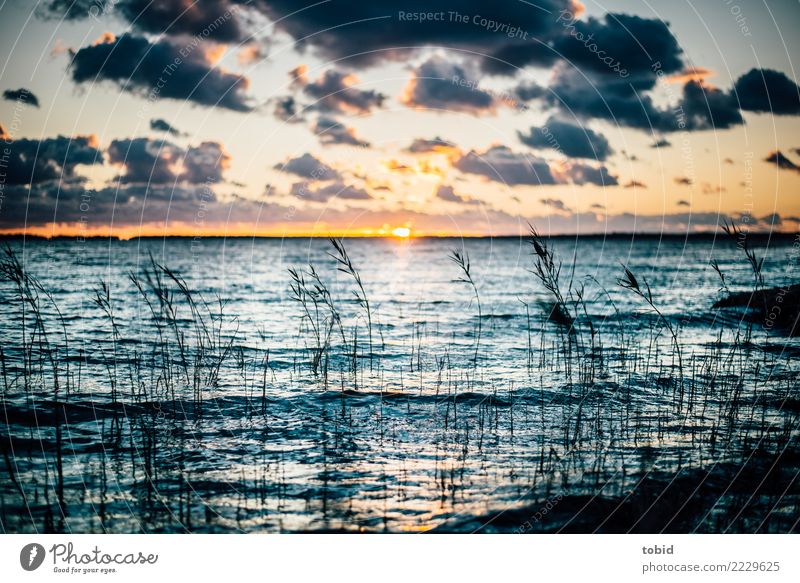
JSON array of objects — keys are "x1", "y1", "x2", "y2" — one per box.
[{"x1": 391, "y1": 227, "x2": 411, "y2": 238}]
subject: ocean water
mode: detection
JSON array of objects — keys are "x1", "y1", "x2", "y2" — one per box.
[{"x1": 0, "y1": 235, "x2": 798, "y2": 533}]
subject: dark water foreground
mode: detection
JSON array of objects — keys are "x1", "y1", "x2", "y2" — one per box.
[{"x1": 0, "y1": 236, "x2": 798, "y2": 533}]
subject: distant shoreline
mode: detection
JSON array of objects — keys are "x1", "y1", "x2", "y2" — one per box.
[{"x1": 1, "y1": 232, "x2": 798, "y2": 242}]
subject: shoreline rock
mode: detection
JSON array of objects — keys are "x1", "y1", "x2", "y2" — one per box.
[{"x1": 712, "y1": 284, "x2": 800, "y2": 336}]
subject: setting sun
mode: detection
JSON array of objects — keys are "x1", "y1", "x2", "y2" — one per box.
[{"x1": 391, "y1": 227, "x2": 411, "y2": 238}]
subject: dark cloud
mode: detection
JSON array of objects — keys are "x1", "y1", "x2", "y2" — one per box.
[
  {"x1": 257, "y1": 0, "x2": 574, "y2": 68},
  {"x1": 541, "y1": 66, "x2": 745, "y2": 133},
  {"x1": 0, "y1": 180, "x2": 261, "y2": 230},
  {"x1": 435, "y1": 184, "x2": 478, "y2": 205},
  {"x1": 565, "y1": 163, "x2": 618, "y2": 186},
  {"x1": 734, "y1": 68, "x2": 800, "y2": 115},
  {"x1": 1, "y1": 134, "x2": 102, "y2": 185},
  {"x1": 274, "y1": 153, "x2": 341, "y2": 180},
  {"x1": 150, "y1": 118, "x2": 183, "y2": 136},
  {"x1": 454, "y1": 146, "x2": 558, "y2": 186},
  {"x1": 624, "y1": 180, "x2": 647, "y2": 188},
  {"x1": 70, "y1": 33, "x2": 252, "y2": 112},
  {"x1": 674, "y1": 176, "x2": 693, "y2": 185},
  {"x1": 298, "y1": 69, "x2": 385, "y2": 115},
  {"x1": 514, "y1": 82, "x2": 548, "y2": 102},
  {"x1": 182, "y1": 142, "x2": 231, "y2": 183},
  {"x1": 651, "y1": 139, "x2": 671, "y2": 148},
  {"x1": 454, "y1": 144, "x2": 617, "y2": 187},
  {"x1": 107, "y1": 138, "x2": 182, "y2": 184},
  {"x1": 407, "y1": 136, "x2": 455, "y2": 153},
  {"x1": 554, "y1": 12, "x2": 683, "y2": 77},
  {"x1": 313, "y1": 116, "x2": 370, "y2": 147},
  {"x1": 401, "y1": 57, "x2": 497, "y2": 114},
  {"x1": 679, "y1": 80, "x2": 742, "y2": 130},
  {"x1": 519, "y1": 13, "x2": 687, "y2": 132},
  {"x1": 271, "y1": 96, "x2": 304, "y2": 123},
  {"x1": 677, "y1": 199, "x2": 690, "y2": 207},
  {"x1": 532, "y1": 66, "x2": 796, "y2": 136},
  {"x1": 107, "y1": 138, "x2": 230, "y2": 184},
  {"x1": 518, "y1": 117, "x2": 612, "y2": 160},
  {"x1": 543, "y1": 67, "x2": 673, "y2": 131},
  {"x1": 290, "y1": 181, "x2": 371, "y2": 203},
  {"x1": 540, "y1": 197, "x2": 569, "y2": 211},
  {"x1": 43, "y1": 0, "x2": 249, "y2": 42},
  {"x1": 3, "y1": 88, "x2": 40, "y2": 108},
  {"x1": 764, "y1": 150, "x2": 800, "y2": 173}
]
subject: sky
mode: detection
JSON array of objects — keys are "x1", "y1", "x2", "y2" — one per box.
[{"x1": 0, "y1": 0, "x2": 799, "y2": 238}]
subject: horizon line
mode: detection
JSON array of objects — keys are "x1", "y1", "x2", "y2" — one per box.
[{"x1": 2, "y1": 231, "x2": 798, "y2": 241}]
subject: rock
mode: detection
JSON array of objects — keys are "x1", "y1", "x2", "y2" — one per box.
[{"x1": 712, "y1": 284, "x2": 800, "y2": 336}]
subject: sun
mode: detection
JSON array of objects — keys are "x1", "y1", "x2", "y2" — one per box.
[{"x1": 391, "y1": 227, "x2": 411, "y2": 238}]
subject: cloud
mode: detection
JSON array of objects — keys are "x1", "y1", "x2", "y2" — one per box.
[
  {"x1": 623, "y1": 180, "x2": 646, "y2": 188},
  {"x1": 679, "y1": 80, "x2": 743, "y2": 130},
  {"x1": 0, "y1": 180, "x2": 275, "y2": 232},
  {"x1": 734, "y1": 68, "x2": 800, "y2": 115},
  {"x1": 543, "y1": 67, "x2": 672, "y2": 131},
  {"x1": 297, "y1": 69, "x2": 385, "y2": 115},
  {"x1": 540, "y1": 198, "x2": 570, "y2": 211},
  {"x1": 651, "y1": 139, "x2": 671, "y2": 148},
  {"x1": 107, "y1": 138, "x2": 230, "y2": 184},
  {"x1": 238, "y1": 43, "x2": 267, "y2": 65},
  {"x1": 435, "y1": 184, "x2": 479, "y2": 205},
  {"x1": 764, "y1": 150, "x2": 800, "y2": 173},
  {"x1": 534, "y1": 67, "x2": 798, "y2": 135},
  {"x1": 454, "y1": 145, "x2": 558, "y2": 186},
  {"x1": 43, "y1": 0, "x2": 250, "y2": 43},
  {"x1": 565, "y1": 163, "x2": 618, "y2": 186},
  {"x1": 1, "y1": 134, "x2": 102, "y2": 185},
  {"x1": 515, "y1": 82, "x2": 548, "y2": 102},
  {"x1": 70, "y1": 33, "x2": 252, "y2": 112},
  {"x1": 150, "y1": 118, "x2": 183, "y2": 136},
  {"x1": 454, "y1": 144, "x2": 617, "y2": 187},
  {"x1": 701, "y1": 183, "x2": 726, "y2": 195},
  {"x1": 400, "y1": 57, "x2": 498, "y2": 114},
  {"x1": 274, "y1": 153, "x2": 341, "y2": 181},
  {"x1": 3, "y1": 88, "x2": 40, "y2": 107},
  {"x1": 540, "y1": 63, "x2": 748, "y2": 133},
  {"x1": 257, "y1": 0, "x2": 574, "y2": 68},
  {"x1": 182, "y1": 141, "x2": 231, "y2": 183},
  {"x1": 674, "y1": 176, "x2": 693, "y2": 185},
  {"x1": 518, "y1": 117, "x2": 612, "y2": 160},
  {"x1": 407, "y1": 136, "x2": 456, "y2": 153},
  {"x1": 554, "y1": 12, "x2": 684, "y2": 77},
  {"x1": 290, "y1": 181, "x2": 371, "y2": 203},
  {"x1": 271, "y1": 96, "x2": 304, "y2": 123},
  {"x1": 2, "y1": 185, "x2": 780, "y2": 235},
  {"x1": 677, "y1": 199, "x2": 690, "y2": 207},
  {"x1": 313, "y1": 116, "x2": 370, "y2": 147}
]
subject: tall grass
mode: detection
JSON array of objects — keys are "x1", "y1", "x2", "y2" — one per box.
[{"x1": 450, "y1": 248, "x2": 482, "y2": 365}]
